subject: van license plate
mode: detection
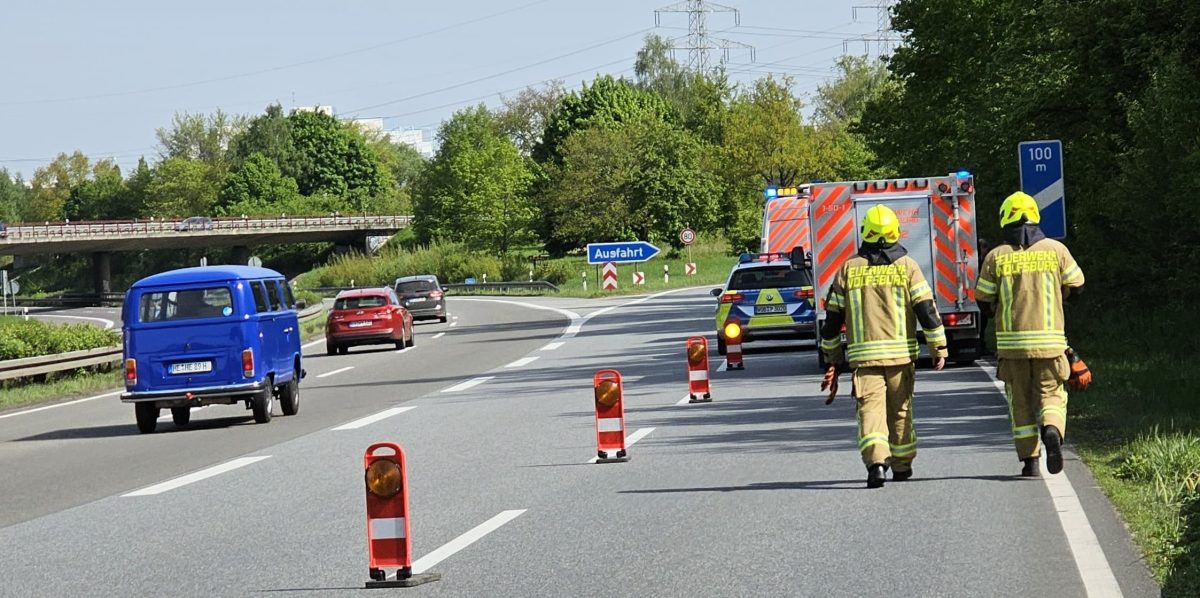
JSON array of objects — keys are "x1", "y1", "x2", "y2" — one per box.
[
  {"x1": 755, "y1": 304, "x2": 787, "y2": 314},
  {"x1": 170, "y1": 361, "x2": 212, "y2": 374},
  {"x1": 349, "y1": 321, "x2": 372, "y2": 328}
]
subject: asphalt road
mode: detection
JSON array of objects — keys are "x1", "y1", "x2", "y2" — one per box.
[
  {"x1": 11, "y1": 305, "x2": 122, "y2": 329},
  {"x1": 0, "y1": 289, "x2": 1159, "y2": 597}
]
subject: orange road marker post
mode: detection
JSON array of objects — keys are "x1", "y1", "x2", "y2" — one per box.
[
  {"x1": 364, "y1": 443, "x2": 440, "y2": 588},
  {"x1": 686, "y1": 336, "x2": 712, "y2": 403},
  {"x1": 593, "y1": 369, "x2": 629, "y2": 463},
  {"x1": 724, "y1": 321, "x2": 745, "y2": 370}
]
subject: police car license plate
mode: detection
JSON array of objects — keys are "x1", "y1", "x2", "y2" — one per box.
[
  {"x1": 349, "y1": 321, "x2": 372, "y2": 328},
  {"x1": 170, "y1": 361, "x2": 212, "y2": 375},
  {"x1": 755, "y1": 304, "x2": 787, "y2": 314}
]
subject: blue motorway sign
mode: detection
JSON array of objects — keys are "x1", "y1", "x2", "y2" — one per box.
[
  {"x1": 586, "y1": 241, "x2": 660, "y2": 265},
  {"x1": 1018, "y1": 139, "x2": 1066, "y2": 238}
]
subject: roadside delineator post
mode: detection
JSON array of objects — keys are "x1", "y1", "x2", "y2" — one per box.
[
  {"x1": 593, "y1": 369, "x2": 629, "y2": 463},
  {"x1": 686, "y1": 336, "x2": 712, "y2": 403},
  {"x1": 724, "y1": 321, "x2": 745, "y2": 370},
  {"x1": 363, "y1": 443, "x2": 440, "y2": 588}
]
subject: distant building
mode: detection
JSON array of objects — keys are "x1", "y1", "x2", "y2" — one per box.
[
  {"x1": 293, "y1": 105, "x2": 335, "y2": 116},
  {"x1": 384, "y1": 128, "x2": 435, "y2": 158}
]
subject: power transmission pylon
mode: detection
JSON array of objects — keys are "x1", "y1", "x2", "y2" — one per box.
[
  {"x1": 655, "y1": 0, "x2": 754, "y2": 72},
  {"x1": 845, "y1": 1, "x2": 900, "y2": 59}
]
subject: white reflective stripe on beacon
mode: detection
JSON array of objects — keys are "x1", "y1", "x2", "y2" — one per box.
[{"x1": 598, "y1": 418, "x2": 624, "y2": 432}]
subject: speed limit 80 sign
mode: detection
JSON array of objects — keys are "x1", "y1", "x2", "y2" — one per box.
[{"x1": 679, "y1": 228, "x2": 696, "y2": 246}]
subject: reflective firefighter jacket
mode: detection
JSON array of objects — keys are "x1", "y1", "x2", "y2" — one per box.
[
  {"x1": 821, "y1": 255, "x2": 948, "y2": 368},
  {"x1": 975, "y1": 238, "x2": 1084, "y2": 359}
]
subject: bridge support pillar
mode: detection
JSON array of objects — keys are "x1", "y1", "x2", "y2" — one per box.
[
  {"x1": 92, "y1": 251, "x2": 112, "y2": 296},
  {"x1": 231, "y1": 245, "x2": 251, "y2": 265}
]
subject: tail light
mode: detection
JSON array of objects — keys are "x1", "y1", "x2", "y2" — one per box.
[
  {"x1": 124, "y1": 358, "x2": 137, "y2": 385},
  {"x1": 242, "y1": 349, "x2": 254, "y2": 378},
  {"x1": 793, "y1": 289, "x2": 814, "y2": 300},
  {"x1": 943, "y1": 313, "x2": 975, "y2": 328},
  {"x1": 720, "y1": 293, "x2": 745, "y2": 303},
  {"x1": 429, "y1": 290, "x2": 443, "y2": 299},
  {"x1": 376, "y1": 309, "x2": 393, "y2": 319}
]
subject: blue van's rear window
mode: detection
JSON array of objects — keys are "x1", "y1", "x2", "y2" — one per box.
[{"x1": 139, "y1": 288, "x2": 234, "y2": 322}]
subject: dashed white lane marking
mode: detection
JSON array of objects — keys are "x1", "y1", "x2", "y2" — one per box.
[
  {"x1": 123, "y1": 456, "x2": 271, "y2": 497},
  {"x1": 442, "y1": 376, "x2": 494, "y2": 393},
  {"x1": 432, "y1": 332, "x2": 446, "y2": 339},
  {"x1": 33, "y1": 314, "x2": 116, "y2": 329},
  {"x1": 541, "y1": 341, "x2": 565, "y2": 351},
  {"x1": 449, "y1": 321, "x2": 458, "y2": 328},
  {"x1": 301, "y1": 337, "x2": 326, "y2": 349},
  {"x1": 587, "y1": 427, "x2": 656, "y2": 463},
  {"x1": 983, "y1": 368, "x2": 1123, "y2": 598},
  {"x1": 332, "y1": 406, "x2": 416, "y2": 431},
  {"x1": 409, "y1": 510, "x2": 527, "y2": 575},
  {"x1": 505, "y1": 356, "x2": 539, "y2": 368},
  {"x1": 0, "y1": 390, "x2": 123, "y2": 421},
  {"x1": 317, "y1": 366, "x2": 354, "y2": 378}
]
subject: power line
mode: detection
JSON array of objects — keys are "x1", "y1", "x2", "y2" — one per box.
[
  {"x1": 654, "y1": 0, "x2": 754, "y2": 71},
  {"x1": 342, "y1": 28, "x2": 653, "y2": 115},
  {"x1": 0, "y1": 0, "x2": 554, "y2": 107}
]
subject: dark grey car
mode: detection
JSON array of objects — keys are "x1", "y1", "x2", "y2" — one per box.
[{"x1": 394, "y1": 275, "x2": 447, "y2": 322}]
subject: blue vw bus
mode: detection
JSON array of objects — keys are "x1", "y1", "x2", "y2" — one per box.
[{"x1": 121, "y1": 266, "x2": 304, "y2": 433}]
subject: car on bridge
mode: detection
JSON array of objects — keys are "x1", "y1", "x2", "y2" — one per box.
[
  {"x1": 175, "y1": 216, "x2": 215, "y2": 232},
  {"x1": 120, "y1": 266, "x2": 304, "y2": 433},
  {"x1": 326, "y1": 287, "x2": 414, "y2": 355},
  {"x1": 394, "y1": 275, "x2": 447, "y2": 322}
]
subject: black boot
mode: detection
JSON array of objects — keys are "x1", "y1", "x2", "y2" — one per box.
[
  {"x1": 867, "y1": 464, "x2": 886, "y2": 488},
  {"x1": 892, "y1": 467, "x2": 913, "y2": 481},
  {"x1": 1021, "y1": 458, "x2": 1040, "y2": 477},
  {"x1": 1043, "y1": 426, "x2": 1064, "y2": 474}
]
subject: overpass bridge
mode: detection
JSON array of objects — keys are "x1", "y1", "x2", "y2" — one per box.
[{"x1": 0, "y1": 214, "x2": 412, "y2": 294}]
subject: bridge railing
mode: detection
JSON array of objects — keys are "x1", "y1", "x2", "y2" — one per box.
[{"x1": 0, "y1": 214, "x2": 413, "y2": 240}]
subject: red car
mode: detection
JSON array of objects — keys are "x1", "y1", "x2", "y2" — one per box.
[{"x1": 326, "y1": 288, "x2": 414, "y2": 355}]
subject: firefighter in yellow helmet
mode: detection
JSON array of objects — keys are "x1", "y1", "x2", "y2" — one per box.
[
  {"x1": 975, "y1": 192, "x2": 1084, "y2": 477},
  {"x1": 819, "y1": 205, "x2": 948, "y2": 488}
]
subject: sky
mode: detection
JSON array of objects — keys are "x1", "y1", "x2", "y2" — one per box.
[{"x1": 0, "y1": 0, "x2": 887, "y2": 179}]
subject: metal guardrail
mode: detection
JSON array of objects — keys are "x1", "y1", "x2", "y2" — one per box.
[
  {"x1": 0, "y1": 304, "x2": 326, "y2": 382},
  {"x1": 302, "y1": 281, "x2": 560, "y2": 296},
  {"x1": 0, "y1": 214, "x2": 413, "y2": 242}
]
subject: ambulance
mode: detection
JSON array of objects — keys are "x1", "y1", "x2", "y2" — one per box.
[{"x1": 760, "y1": 173, "x2": 983, "y2": 366}]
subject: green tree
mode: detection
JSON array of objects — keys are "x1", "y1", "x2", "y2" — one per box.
[
  {"x1": 364, "y1": 135, "x2": 426, "y2": 214},
  {"x1": 812, "y1": 55, "x2": 894, "y2": 126},
  {"x1": 142, "y1": 156, "x2": 221, "y2": 217},
  {"x1": 63, "y1": 160, "x2": 127, "y2": 220},
  {"x1": 634, "y1": 34, "x2": 731, "y2": 144},
  {"x1": 533, "y1": 75, "x2": 675, "y2": 164},
  {"x1": 27, "y1": 151, "x2": 91, "y2": 221},
  {"x1": 497, "y1": 81, "x2": 565, "y2": 156},
  {"x1": 232, "y1": 104, "x2": 302, "y2": 180},
  {"x1": 288, "y1": 109, "x2": 390, "y2": 211},
  {"x1": 217, "y1": 152, "x2": 302, "y2": 216},
  {"x1": 0, "y1": 169, "x2": 31, "y2": 223},
  {"x1": 156, "y1": 109, "x2": 246, "y2": 168},
  {"x1": 414, "y1": 105, "x2": 534, "y2": 253}
]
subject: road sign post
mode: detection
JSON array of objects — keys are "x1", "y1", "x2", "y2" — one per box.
[
  {"x1": 680, "y1": 227, "x2": 695, "y2": 269},
  {"x1": 1018, "y1": 139, "x2": 1067, "y2": 238}
]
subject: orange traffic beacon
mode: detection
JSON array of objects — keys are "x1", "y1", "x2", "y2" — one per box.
[
  {"x1": 686, "y1": 336, "x2": 712, "y2": 403},
  {"x1": 593, "y1": 369, "x2": 629, "y2": 463},
  {"x1": 363, "y1": 443, "x2": 440, "y2": 588},
  {"x1": 723, "y1": 321, "x2": 745, "y2": 370}
]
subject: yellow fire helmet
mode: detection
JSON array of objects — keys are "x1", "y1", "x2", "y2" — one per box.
[
  {"x1": 860, "y1": 204, "x2": 901, "y2": 244},
  {"x1": 999, "y1": 191, "x2": 1041, "y2": 227}
]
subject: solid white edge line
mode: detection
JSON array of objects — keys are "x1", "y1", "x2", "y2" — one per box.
[
  {"x1": 122, "y1": 456, "x2": 271, "y2": 497},
  {"x1": 409, "y1": 509, "x2": 527, "y2": 575},
  {"x1": 451, "y1": 298, "x2": 583, "y2": 337},
  {"x1": 587, "y1": 427, "x2": 656, "y2": 463},
  {"x1": 0, "y1": 390, "x2": 123, "y2": 421},
  {"x1": 982, "y1": 365, "x2": 1124, "y2": 598},
  {"x1": 301, "y1": 337, "x2": 326, "y2": 349},
  {"x1": 432, "y1": 332, "x2": 446, "y2": 339},
  {"x1": 316, "y1": 366, "x2": 354, "y2": 378},
  {"x1": 442, "y1": 376, "x2": 494, "y2": 393},
  {"x1": 505, "y1": 356, "x2": 539, "y2": 368},
  {"x1": 332, "y1": 406, "x2": 416, "y2": 431}
]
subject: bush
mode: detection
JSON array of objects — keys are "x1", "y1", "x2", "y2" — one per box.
[
  {"x1": 298, "y1": 242, "x2": 506, "y2": 288},
  {"x1": 0, "y1": 317, "x2": 120, "y2": 360}
]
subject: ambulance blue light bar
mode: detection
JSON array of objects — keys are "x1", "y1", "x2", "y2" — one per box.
[
  {"x1": 956, "y1": 170, "x2": 971, "y2": 178},
  {"x1": 764, "y1": 186, "x2": 800, "y2": 199}
]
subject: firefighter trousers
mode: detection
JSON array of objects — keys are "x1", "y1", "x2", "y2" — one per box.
[
  {"x1": 853, "y1": 364, "x2": 916, "y2": 471},
  {"x1": 997, "y1": 356, "x2": 1070, "y2": 460}
]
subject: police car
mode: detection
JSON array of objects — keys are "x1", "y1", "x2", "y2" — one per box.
[{"x1": 711, "y1": 251, "x2": 817, "y2": 354}]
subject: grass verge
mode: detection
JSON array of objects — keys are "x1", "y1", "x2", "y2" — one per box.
[
  {"x1": 0, "y1": 310, "x2": 330, "y2": 415},
  {"x1": 1065, "y1": 301, "x2": 1199, "y2": 594}
]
